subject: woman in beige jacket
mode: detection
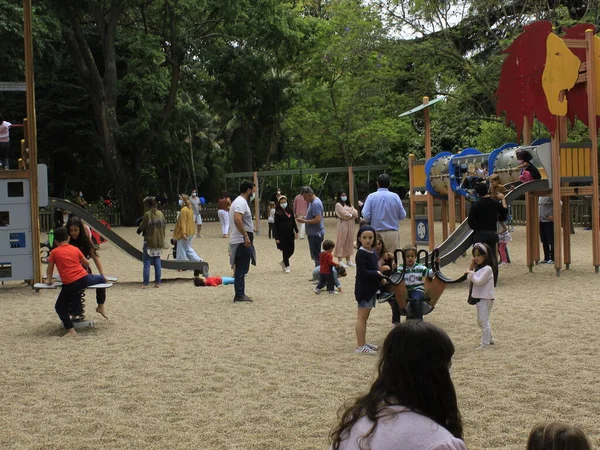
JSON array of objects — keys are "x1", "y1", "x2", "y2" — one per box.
[{"x1": 173, "y1": 194, "x2": 202, "y2": 262}]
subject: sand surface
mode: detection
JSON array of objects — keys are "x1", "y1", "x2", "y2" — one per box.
[{"x1": 1, "y1": 219, "x2": 599, "y2": 449}]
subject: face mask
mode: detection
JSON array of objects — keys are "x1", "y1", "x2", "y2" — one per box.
[
  {"x1": 249, "y1": 193, "x2": 255, "y2": 202},
  {"x1": 280, "y1": 202, "x2": 288, "y2": 209},
  {"x1": 178, "y1": 199, "x2": 183, "y2": 206},
  {"x1": 341, "y1": 196, "x2": 347, "y2": 202},
  {"x1": 79, "y1": 193, "x2": 83, "y2": 197},
  {"x1": 192, "y1": 192, "x2": 197, "y2": 197}
]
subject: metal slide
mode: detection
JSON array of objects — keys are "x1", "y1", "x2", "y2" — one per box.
[
  {"x1": 49, "y1": 198, "x2": 209, "y2": 276},
  {"x1": 438, "y1": 179, "x2": 549, "y2": 267}
]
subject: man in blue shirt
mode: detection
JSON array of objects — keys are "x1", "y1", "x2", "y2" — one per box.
[
  {"x1": 361, "y1": 173, "x2": 406, "y2": 252},
  {"x1": 297, "y1": 186, "x2": 325, "y2": 267}
]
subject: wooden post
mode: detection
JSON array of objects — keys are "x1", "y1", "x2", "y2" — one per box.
[
  {"x1": 348, "y1": 166, "x2": 355, "y2": 209},
  {"x1": 23, "y1": 0, "x2": 41, "y2": 284},
  {"x1": 523, "y1": 115, "x2": 536, "y2": 270},
  {"x1": 448, "y1": 179, "x2": 456, "y2": 233},
  {"x1": 423, "y1": 97, "x2": 435, "y2": 250},
  {"x1": 253, "y1": 171, "x2": 259, "y2": 234},
  {"x1": 459, "y1": 195, "x2": 466, "y2": 222},
  {"x1": 408, "y1": 154, "x2": 417, "y2": 245},
  {"x1": 441, "y1": 199, "x2": 448, "y2": 240},
  {"x1": 586, "y1": 29, "x2": 600, "y2": 272},
  {"x1": 551, "y1": 118, "x2": 563, "y2": 275}
]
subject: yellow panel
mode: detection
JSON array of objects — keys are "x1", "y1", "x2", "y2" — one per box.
[
  {"x1": 560, "y1": 148, "x2": 568, "y2": 177},
  {"x1": 567, "y1": 147, "x2": 574, "y2": 176},
  {"x1": 584, "y1": 147, "x2": 591, "y2": 176},
  {"x1": 412, "y1": 162, "x2": 426, "y2": 188},
  {"x1": 539, "y1": 167, "x2": 548, "y2": 179},
  {"x1": 543, "y1": 34, "x2": 581, "y2": 116}
]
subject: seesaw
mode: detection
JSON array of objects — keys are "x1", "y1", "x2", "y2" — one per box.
[
  {"x1": 43, "y1": 275, "x2": 118, "y2": 283},
  {"x1": 32, "y1": 282, "x2": 113, "y2": 328}
]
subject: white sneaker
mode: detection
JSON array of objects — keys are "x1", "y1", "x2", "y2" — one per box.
[
  {"x1": 347, "y1": 262, "x2": 356, "y2": 267},
  {"x1": 355, "y1": 345, "x2": 377, "y2": 355},
  {"x1": 314, "y1": 287, "x2": 321, "y2": 295},
  {"x1": 476, "y1": 344, "x2": 490, "y2": 350},
  {"x1": 285, "y1": 267, "x2": 291, "y2": 274},
  {"x1": 365, "y1": 343, "x2": 379, "y2": 351},
  {"x1": 338, "y1": 262, "x2": 348, "y2": 268},
  {"x1": 279, "y1": 261, "x2": 286, "y2": 272},
  {"x1": 328, "y1": 291, "x2": 338, "y2": 295}
]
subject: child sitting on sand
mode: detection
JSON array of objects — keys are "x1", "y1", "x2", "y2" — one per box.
[{"x1": 193, "y1": 275, "x2": 234, "y2": 287}]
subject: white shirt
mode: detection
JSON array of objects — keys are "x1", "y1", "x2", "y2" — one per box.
[
  {"x1": 467, "y1": 265, "x2": 494, "y2": 300},
  {"x1": 334, "y1": 406, "x2": 466, "y2": 450},
  {"x1": 229, "y1": 195, "x2": 253, "y2": 244},
  {"x1": 0, "y1": 121, "x2": 11, "y2": 142},
  {"x1": 189, "y1": 196, "x2": 201, "y2": 215}
]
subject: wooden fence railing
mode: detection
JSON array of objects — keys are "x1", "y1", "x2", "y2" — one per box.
[{"x1": 39, "y1": 198, "x2": 594, "y2": 231}]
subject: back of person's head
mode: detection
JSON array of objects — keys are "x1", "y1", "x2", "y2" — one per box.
[
  {"x1": 377, "y1": 173, "x2": 391, "y2": 188},
  {"x1": 527, "y1": 422, "x2": 592, "y2": 450},
  {"x1": 300, "y1": 186, "x2": 314, "y2": 196},
  {"x1": 517, "y1": 150, "x2": 533, "y2": 162},
  {"x1": 239, "y1": 181, "x2": 255, "y2": 195},
  {"x1": 330, "y1": 321, "x2": 462, "y2": 449},
  {"x1": 144, "y1": 196, "x2": 157, "y2": 211},
  {"x1": 336, "y1": 266, "x2": 347, "y2": 278},
  {"x1": 474, "y1": 182, "x2": 488, "y2": 197},
  {"x1": 54, "y1": 226, "x2": 69, "y2": 243},
  {"x1": 488, "y1": 173, "x2": 500, "y2": 183},
  {"x1": 193, "y1": 277, "x2": 205, "y2": 287},
  {"x1": 322, "y1": 239, "x2": 335, "y2": 251}
]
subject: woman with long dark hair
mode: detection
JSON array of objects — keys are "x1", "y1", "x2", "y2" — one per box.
[
  {"x1": 273, "y1": 195, "x2": 298, "y2": 273},
  {"x1": 66, "y1": 216, "x2": 108, "y2": 319},
  {"x1": 330, "y1": 321, "x2": 466, "y2": 450}
]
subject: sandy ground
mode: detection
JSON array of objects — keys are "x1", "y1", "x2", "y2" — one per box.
[{"x1": 1, "y1": 219, "x2": 599, "y2": 449}]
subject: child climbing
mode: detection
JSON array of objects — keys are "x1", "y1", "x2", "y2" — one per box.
[{"x1": 516, "y1": 150, "x2": 542, "y2": 182}]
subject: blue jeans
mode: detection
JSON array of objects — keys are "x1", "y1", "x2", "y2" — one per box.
[
  {"x1": 143, "y1": 244, "x2": 162, "y2": 285},
  {"x1": 233, "y1": 237, "x2": 253, "y2": 298},
  {"x1": 307, "y1": 234, "x2": 324, "y2": 267},
  {"x1": 55, "y1": 274, "x2": 105, "y2": 330},
  {"x1": 176, "y1": 236, "x2": 202, "y2": 262}
]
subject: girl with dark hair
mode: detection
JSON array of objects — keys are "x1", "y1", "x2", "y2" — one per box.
[
  {"x1": 330, "y1": 321, "x2": 466, "y2": 449},
  {"x1": 466, "y1": 242, "x2": 495, "y2": 349},
  {"x1": 527, "y1": 422, "x2": 592, "y2": 450},
  {"x1": 66, "y1": 216, "x2": 108, "y2": 319},
  {"x1": 273, "y1": 195, "x2": 298, "y2": 273},
  {"x1": 516, "y1": 150, "x2": 541, "y2": 182},
  {"x1": 335, "y1": 190, "x2": 358, "y2": 267}
]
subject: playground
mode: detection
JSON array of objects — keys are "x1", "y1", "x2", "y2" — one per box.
[{"x1": 1, "y1": 219, "x2": 599, "y2": 449}]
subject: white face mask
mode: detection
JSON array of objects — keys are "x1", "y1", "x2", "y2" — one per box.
[
  {"x1": 178, "y1": 199, "x2": 183, "y2": 206},
  {"x1": 280, "y1": 202, "x2": 288, "y2": 209},
  {"x1": 192, "y1": 192, "x2": 197, "y2": 197},
  {"x1": 249, "y1": 193, "x2": 255, "y2": 202},
  {"x1": 341, "y1": 196, "x2": 347, "y2": 202}
]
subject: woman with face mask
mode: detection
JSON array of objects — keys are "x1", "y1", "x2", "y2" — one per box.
[
  {"x1": 273, "y1": 195, "x2": 298, "y2": 274},
  {"x1": 334, "y1": 190, "x2": 358, "y2": 267},
  {"x1": 173, "y1": 194, "x2": 203, "y2": 263}
]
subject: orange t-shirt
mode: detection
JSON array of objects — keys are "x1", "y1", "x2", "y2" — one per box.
[{"x1": 48, "y1": 244, "x2": 88, "y2": 284}]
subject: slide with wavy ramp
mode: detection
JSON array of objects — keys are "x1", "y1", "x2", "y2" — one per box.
[
  {"x1": 49, "y1": 198, "x2": 209, "y2": 276},
  {"x1": 437, "y1": 179, "x2": 549, "y2": 267}
]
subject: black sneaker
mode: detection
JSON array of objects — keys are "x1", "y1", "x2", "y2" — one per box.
[{"x1": 233, "y1": 295, "x2": 253, "y2": 303}]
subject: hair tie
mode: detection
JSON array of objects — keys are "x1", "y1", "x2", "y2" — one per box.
[{"x1": 473, "y1": 242, "x2": 487, "y2": 255}]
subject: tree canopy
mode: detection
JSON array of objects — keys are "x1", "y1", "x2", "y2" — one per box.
[{"x1": 2, "y1": 0, "x2": 598, "y2": 220}]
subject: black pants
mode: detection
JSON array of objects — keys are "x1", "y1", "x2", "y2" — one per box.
[
  {"x1": 473, "y1": 230, "x2": 499, "y2": 286},
  {"x1": 539, "y1": 221, "x2": 554, "y2": 261},
  {"x1": 282, "y1": 248, "x2": 294, "y2": 267},
  {"x1": 389, "y1": 298, "x2": 400, "y2": 324},
  {"x1": 55, "y1": 274, "x2": 105, "y2": 329},
  {"x1": 316, "y1": 272, "x2": 334, "y2": 292},
  {"x1": 268, "y1": 223, "x2": 274, "y2": 238}
]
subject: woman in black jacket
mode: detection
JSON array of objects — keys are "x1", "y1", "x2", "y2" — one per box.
[{"x1": 273, "y1": 195, "x2": 298, "y2": 274}]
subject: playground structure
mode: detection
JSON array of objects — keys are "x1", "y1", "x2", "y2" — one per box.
[{"x1": 406, "y1": 21, "x2": 600, "y2": 275}]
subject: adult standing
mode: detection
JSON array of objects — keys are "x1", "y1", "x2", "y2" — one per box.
[
  {"x1": 173, "y1": 194, "x2": 203, "y2": 262},
  {"x1": 138, "y1": 196, "x2": 166, "y2": 288},
  {"x1": 467, "y1": 183, "x2": 508, "y2": 285},
  {"x1": 293, "y1": 191, "x2": 308, "y2": 239},
  {"x1": 74, "y1": 191, "x2": 88, "y2": 208},
  {"x1": 361, "y1": 173, "x2": 406, "y2": 252},
  {"x1": 217, "y1": 190, "x2": 231, "y2": 238},
  {"x1": 229, "y1": 181, "x2": 257, "y2": 302},
  {"x1": 334, "y1": 190, "x2": 358, "y2": 267},
  {"x1": 189, "y1": 189, "x2": 203, "y2": 238},
  {"x1": 273, "y1": 195, "x2": 298, "y2": 274},
  {"x1": 539, "y1": 196, "x2": 555, "y2": 264},
  {"x1": 0, "y1": 114, "x2": 11, "y2": 169},
  {"x1": 296, "y1": 186, "x2": 325, "y2": 267}
]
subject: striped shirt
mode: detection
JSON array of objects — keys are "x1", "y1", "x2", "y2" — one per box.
[{"x1": 398, "y1": 264, "x2": 433, "y2": 293}]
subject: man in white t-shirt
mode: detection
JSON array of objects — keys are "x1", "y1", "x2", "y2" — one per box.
[
  {"x1": 189, "y1": 190, "x2": 202, "y2": 237},
  {"x1": 0, "y1": 114, "x2": 12, "y2": 170},
  {"x1": 229, "y1": 181, "x2": 257, "y2": 303}
]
